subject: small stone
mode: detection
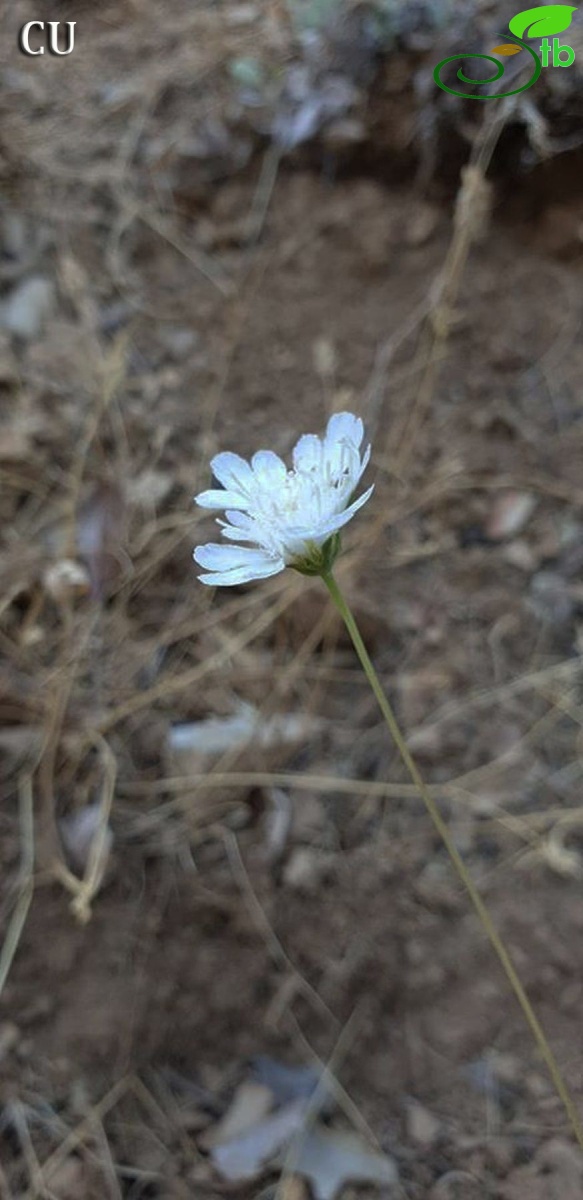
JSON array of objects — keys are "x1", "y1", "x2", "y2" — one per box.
[
  {"x1": 276, "y1": 1176, "x2": 308, "y2": 1200},
  {"x1": 485, "y1": 1137, "x2": 516, "y2": 1174},
  {"x1": 225, "y1": 4, "x2": 258, "y2": 26},
  {"x1": 292, "y1": 793, "x2": 327, "y2": 842},
  {"x1": 536, "y1": 1137, "x2": 583, "y2": 1191},
  {"x1": 283, "y1": 848, "x2": 334, "y2": 891},
  {"x1": 501, "y1": 539, "x2": 537, "y2": 572},
  {"x1": 43, "y1": 559, "x2": 91, "y2": 603},
  {"x1": 405, "y1": 725, "x2": 442, "y2": 759},
  {"x1": 322, "y1": 117, "x2": 367, "y2": 150},
  {"x1": 398, "y1": 667, "x2": 453, "y2": 727},
  {"x1": 499, "y1": 1166, "x2": 545, "y2": 1200},
  {"x1": 537, "y1": 203, "x2": 583, "y2": 258},
  {"x1": 45, "y1": 1157, "x2": 88, "y2": 1200},
  {"x1": 430, "y1": 1170, "x2": 482, "y2": 1199},
  {"x1": 59, "y1": 803, "x2": 113, "y2": 876},
  {"x1": 405, "y1": 203, "x2": 441, "y2": 246},
  {"x1": 312, "y1": 336, "x2": 336, "y2": 379},
  {"x1": 406, "y1": 1100, "x2": 441, "y2": 1148},
  {"x1": 1, "y1": 276, "x2": 55, "y2": 339},
  {"x1": 414, "y1": 862, "x2": 463, "y2": 914},
  {"x1": 159, "y1": 326, "x2": 198, "y2": 358},
  {"x1": 485, "y1": 491, "x2": 537, "y2": 540},
  {"x1": 528, "y1": 571, "x2": 574, "y2": 626},
  {"x1": 127, "y1": 469, "x2": 174, "y2": 508},
  {"x1": 0, "y1": 1021, "x2": 19, "y2": 1059}
]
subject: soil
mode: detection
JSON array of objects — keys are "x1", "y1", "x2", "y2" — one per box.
[{"x1": 1, "y1": 3, "x2": 583, "y2": 1199}]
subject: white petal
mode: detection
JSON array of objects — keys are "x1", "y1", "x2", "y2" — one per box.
[
  {"x1": 325, "y1": 412, "x2": 363, "y2": 451},
  {"x1": 210, "y1": 451, "x2": 254, "y2": 494},
  {"x1": 292, "y1": 434, "x2": 322, "y2": 474},
  {"x1": 251, "y1": 450, "x2": 287, "y2": 487},
  {"x1": 195, "y1": 488, "x2": 249, "y2": 510},
  {"x1": 219, "y1": 512, "x2": 276, "y2": 550},
  {"x1": 197, "y1": 562, "x2": 285, "y2": 586},
  {"x1": 305, "y1": 483, "x2": 374, "y2": 542},
  {"x1": 356, "y1": 443, "x2": 371, "y2": 482},
  {"x1": 194, "y1": 543, "x2": 267, "y2": 570},
  {"x1": 219, "y1": 523, "x2": 261, "y2": 543},
  {"x1": 218, "y1": 510, "x2": 260, "y2": 542},
  {"x1": 194, "y1": 543, "x2": 285, "y2": 586}
]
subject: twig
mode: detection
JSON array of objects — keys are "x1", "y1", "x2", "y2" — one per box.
[{"x1": 0, "y1": 776, "x2": 35, "y2": 999}]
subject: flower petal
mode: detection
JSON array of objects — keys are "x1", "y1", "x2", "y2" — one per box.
[
  {"x1": 292, "y1": 434, "x2": 322, "y2": 474},
  {"x1": 251, "y1": 450, "x2": 287, "y2": 487},
  {"x1": 195, "y1": 489, "x2": 249, "y2": 510},
  {"x1": 356, "y1": 442, "x2": 371, "y2": 482},
  {"x1": 297, "y1": 483, "x2": 375, "y2": 543},
  {"x1": 219, "y1": 511, "x2": 280, "y2": 552},
  {"x1": 325, "y1": 412, "x2": 364, "y2": 451},
  {"x1": 197, "y1": 562, "x2": 285, "y2": 586},
  {"x1": 210, "y1": 451, "x2": 255, "y2": 494},
  {"x1": 193, "y1": 542, "x2": 285, "y2": 586}
]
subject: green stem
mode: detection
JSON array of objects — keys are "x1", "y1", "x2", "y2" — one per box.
[{"x1": 323, "y1": 570, "x2": 583, "y2": 1148}]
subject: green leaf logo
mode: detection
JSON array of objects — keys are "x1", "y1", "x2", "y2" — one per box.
[{"x1": 508, "y1": 4, "x2": 578, "y2": 39}]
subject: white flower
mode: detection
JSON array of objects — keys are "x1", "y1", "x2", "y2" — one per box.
[{"x1": 193, "y1": 411, "x2": 373, "y2": 586}]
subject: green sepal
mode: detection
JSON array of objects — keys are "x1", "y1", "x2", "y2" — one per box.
[{"x1": 289, "y1": 532, "x2": 341, "y2": 578}]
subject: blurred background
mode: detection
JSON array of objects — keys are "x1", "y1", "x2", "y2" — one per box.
[{"x1": 1, "y1": 1, "x2": 583, "y2": 1197}]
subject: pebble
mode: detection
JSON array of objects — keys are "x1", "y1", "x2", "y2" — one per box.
[
  {"x1": 501, "y1": 539, "x2": 537, "y2": 572},
  {"x1": 406, "y1": 1099, "x2": 441, "y2": 1148},
  {"x1": 158, "y1": 326, "x2": 198, "y2": 358},
  {"x1": 484, "y1": 1136, "x2": 516, "y2": 1174},
  {"x1": 405, "y1": 202, "x2": 441, "y2": 246},
  {"x1": 430, "y1": 1170, "x2": 482, "y2": 1199},
  {"x1": 0, "y1": 1021, "x2": 19, "y2": 1059},
  {"x1": 528, "y1": 571, "x2": 574, "y2": 626},
  {"x1": 44, "y1": 1157, "x2": 88, "y2": 1199},
  {"x1": 485, "y1": 491, "x2": 537, "y2": 541},
  {"x1": 414, "y1": 862, "x2": 464, "y2": 914},
  {"x1": 283, "y1": 847, "x2": 334, "y2": 891},
  {"x1": 0, "y1": 275, "x2": 55, "y2": 339},
  {"x1": 43, "y1": 559, "x2": 91, "y2": 603},
  {"x1": 225, "y1": 4, "x2": 258, "y2": 26}
]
